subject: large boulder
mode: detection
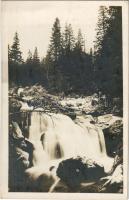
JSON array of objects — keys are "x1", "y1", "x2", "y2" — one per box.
[
  {"x1": 56, "y1": 157, "x2": 105, "y2": 189},
  {"x1": 102, "y1": 117, "x2": 123, "y2": 157}
]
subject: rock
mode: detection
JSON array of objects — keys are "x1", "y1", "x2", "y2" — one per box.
[
  {"x1": 17, "y1": 87, "x2": 24, "y2": 97},
  {"x1": 56, "y1": 157, "x2": 105, "y2": 189},
  {"x1": 77, "y1": 102, "x2": 82, "y2": 107},
  {"x1": 101, "y1": 164, "x2": 123, "y2": 185},
  {"x1": 23, "y1": 85, "x2": 48, "y2": 98},
  {"x1": 108, "y1": 120, "x2": 123, "y2": 138},
  {"x1": 97, "y1": 114, "x2": 122, "y2": 130},
  {"x1": 99, "y1": 164, "x2": 123, "y2": 193},
  {"x1": 56, "y1": 157, "x2": 85, "y2": 188},
  {"x1": 91, "y1": 98, "x2": 99, "y2": 106},
  {"x1": 25, "y1": 164, "x2": 60, "y2": 192},
  {"x1": 81, "y1": 157, "x2": 105, "y2": 181},
  {"x1": 85, "y1": 110, "x2": 100, "y2": 117},
  {"x1": 9, "y1": 98, "x2": 22, "y2": 113},
  {"x1": 103, "y1": 117, "x2": 123, "y2": 157},
  {"x1": 9, "y1": 137, "x2": 32, "y2": 192},
  {"x1": 113, "y1": 152, "x2": 123, "y2": 170},
  {"x1": 15, "y1": 147, "x2": 30, "y2": 168},
  {"x1": 79, "y1": 163, "x2": 123, "y2": 193},
  {"x1": 75, "y1": 115, "x2": 96, "y2": 128},
  {"x1": 66, "y1": 112, "x2": 76, "y2": 120},
  {"x1": 79, "y1": 182, "x2": 100, "y2": 193},
  {"x1": 25, "y1": 169, "x2": 56, "y2": 192},
  {"x1": 51, "y1": 179, "x2": 70, "y2": 192},
  {"x1": 11, "y1": 121, "x2": 24, "y2": 139},
  {"x1": 112, "y1": 98, "x2": 123, "y2": 116}
]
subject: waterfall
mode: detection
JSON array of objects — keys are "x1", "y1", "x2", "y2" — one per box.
[{"x1": 28, "y1": 112, "x2": 113, "y2": 172}]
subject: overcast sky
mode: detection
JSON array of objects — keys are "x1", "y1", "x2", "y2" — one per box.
[{"x1": 2, "y1": 1, "x2": 123, "y2": 60}]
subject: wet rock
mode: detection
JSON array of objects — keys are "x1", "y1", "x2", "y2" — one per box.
[
  {"x1": 25, "y1": 171, "x2": 56, "y2": 192},
  {"x1": 66, "y1": 112, "x2": 76, "y2": 120},
  {"x1": 17, "y1": 87, "x2": 24, "y2": 97},
  {"x1": 103, "y1": 118, "x2": 123, "y2": 157},
  {"x1": 85, "y1": 110, "x2": 100, "y2": 117},
  {"x1": 9, "y1": 138, "x2": 31, "y2": 191},
  {"x1": 79, "y1": 163, "x2": 123, "y2": 193},
  {"x1": 112, "y1": 97, "x2": 123, "y2": 116},
  {"x1": 75, "y1": 115, "x2": 95, "y2": 124},
  {"x1": 99, "y1": 164, "x2": 123, "y2": 193},
  {"x1": 108, "y1": 120, "x2": 123, "y2": 138},
  {"x1": 97, "y1": 114, "x2": 122, "y2": 130},
  {"x1": 22, "y1": 85, "x2": 48, "y2": 99},
  {"x1": 25, "y1": 165, "x2": 60, "y2": 192},
  {"x1": 91, "y1": 98, "x2": 99, "y2": 106},
  {"x1": 9, "y1": 127, "x2": 35, "y2": 192},
  {"x1": 57, "y1": 158, "x2": 85, "y2": 188},
  {"x1": 51, "y1": 179, "x2": 71, "y2": 192},
  {"x1": 82, "y1": 158, "x2": 105, "y2": 181},
  {"x1": 9, "y1": 98, "x2": 22, "y2": 113},
  {"x1": 11, "y1": 121, "x2": 24, "y2": 139},
  {"x1": 56, "y1": 157, "x2": 105, "y2": 189}
]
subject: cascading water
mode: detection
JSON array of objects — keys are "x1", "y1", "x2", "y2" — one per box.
[{"x1": 28, "y1": 111, "x2": 113, "y2": 172}]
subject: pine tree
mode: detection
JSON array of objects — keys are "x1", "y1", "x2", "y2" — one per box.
[
  {"x1": 26, "y1": 50, "x2": 33, "y2": 64},
  {"x1": 43, "y1": 49, "x2": 53, "y2": 81},
  {"x1": 105, "y1": 6, "x2": 122, "y2": 97},
  {"x1": 8, "y1": 32, "x2": 24, "y2": 85},
  {"x1": 94, "y1": 6, "x2": 110, "y2": 92},
  {"x1": 45, "y1": 18, "x2": 63, "y2": 89},
  {"x1": 44, "y1": 18, "x2": 94, "y2": 93},
  {"x1": 75, "y1": 29, "x2": 84, "y2": 52},
  {"x1": 63, "y1": 23, "x2": 75, "y2": 54},
  {"x1": 94, "y1": 6, "x2": 122, "y2": 98},
  {"x1": 33, "y1": 47, "x2": 40, "y2": 66},
  {"x1": 8, "y1": 44, "x2": 11, "y2": 64},
  {"x1": 94, "y1": 6, "x2": 109, "y2": 56},
  {"x1": 49, "y1": 18, "x2": 62, "y2": 62},
  {"x1": 10, "y1": 32, "x2": 23, "y2": 64}
]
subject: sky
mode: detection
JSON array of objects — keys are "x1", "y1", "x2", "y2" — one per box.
[{"x1": 2, "y1": 1, "x2": 123, "y2": 60}]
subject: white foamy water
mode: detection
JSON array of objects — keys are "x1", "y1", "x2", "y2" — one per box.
[{"x1": 28, "y1": 112, "x2": 114, "y2": 173}]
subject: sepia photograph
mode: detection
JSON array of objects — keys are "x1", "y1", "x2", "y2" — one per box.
[{"x1": 1, "y1": 0, "x2": 128, "y2": 199}]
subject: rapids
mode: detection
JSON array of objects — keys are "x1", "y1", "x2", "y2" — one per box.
[{"x1": 27, "y1": 111, "x2": 114, "y2": 173}]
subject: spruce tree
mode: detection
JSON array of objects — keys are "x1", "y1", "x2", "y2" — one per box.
[
  {"x1": 8, "y1": 44, "x2": 12, "y2": 64},
  {"x1": 94, "y1": 6, "x2": 109, "y2": 56},
  {"x1": 9, "y1": 32, "x2": 23, "y2": 85},
  {"x1": 26, "y1": 50, "x2": 33, "y2": 64},
  {"x1": 94, "y1": 6, "x2": 122, "y2": 98},
  {"x1": 63, "y1": 23, "x2": 75, "y2": 54},
  {"x1": 105, "y1": 6, "x2": 122, "y2": 98},
  {"x1": 75, "y1": 29, "x2": 84, "y2": 52},
  {"x1": 10, "y1": 32, "x2": 23, "y2": 64},
  {"x1": 33, "y1": 47, "x2": 40, "y2": 66},
  {"x1": 45, "y1": 18, "x2": 63, "y2": 90},
  {"x1": 49, "y1": 17, "x2": 62, "y2": 62},
  {"x1": 43, "y1": 49, "x2": 53, "y2": 81}
]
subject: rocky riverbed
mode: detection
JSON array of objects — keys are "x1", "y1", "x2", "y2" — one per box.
[{"x1": 9, "y1": 85, "x2": 123, "y2": 193}]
